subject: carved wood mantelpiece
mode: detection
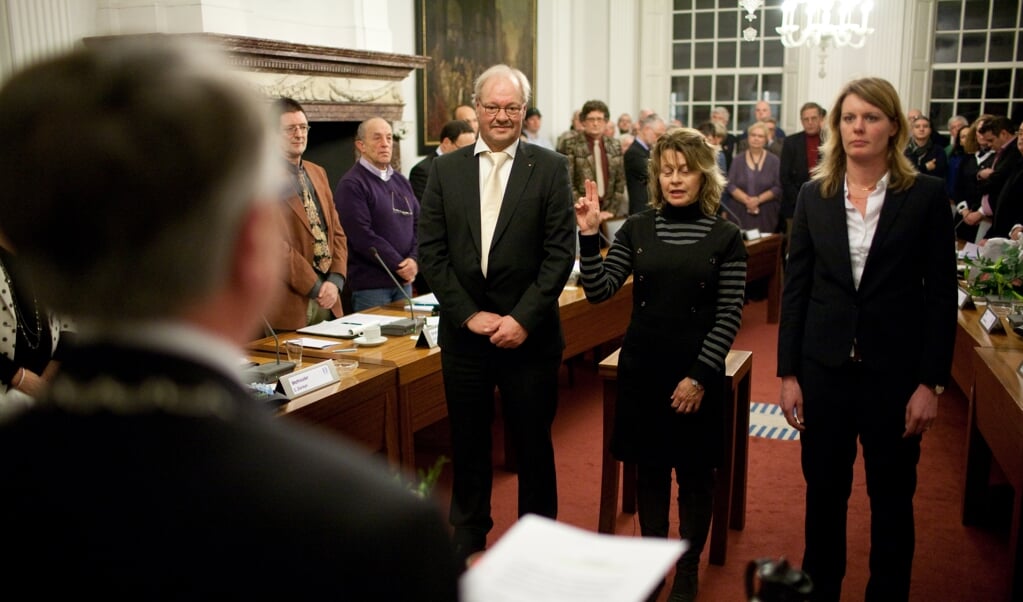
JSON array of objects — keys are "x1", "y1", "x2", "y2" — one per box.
[{"x1": 83, "y1": 33, "x2": 431, "y2": 123}]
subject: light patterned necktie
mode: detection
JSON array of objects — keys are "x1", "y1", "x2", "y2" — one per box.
[
  {"x1": 480, "y1": 151, "x2": 509, "y2": 277},
  {"x1": 591, "y1": 138, "x2": 606, "y2": 198},
  {"x1": 298, "y1": 167, "x2": 332, "y2": 273}
]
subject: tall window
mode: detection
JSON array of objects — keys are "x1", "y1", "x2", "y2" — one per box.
[
  {"x1": 670, "y1": 0, "x2": 785, "y2": 134},
  {"x1": 929, "y1": 0, "x2": 1023, "y2": 133}
]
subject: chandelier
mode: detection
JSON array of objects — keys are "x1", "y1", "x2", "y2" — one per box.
[{"x1": 740, "y1": 0, "x2": 876, "y2": 78}]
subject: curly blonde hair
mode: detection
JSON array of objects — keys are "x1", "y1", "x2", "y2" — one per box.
[{"x1": 648, "y1": 126, "x2": 725, "y2": 216}]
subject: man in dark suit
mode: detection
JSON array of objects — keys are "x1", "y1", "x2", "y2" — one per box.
[
  {"x1": 0, "y1": 37, "x2": 460, "y2": 598},
  {"x1": 625, "y1": 112, "x2": 666, "y2": 214},
  {"x1": 418, "y1": 64, "x2": 576, "y2": 567},
  {"x1": 975, "y1": 116, "x2": 1021, "y2": 240},
  {"x1": 409, "y1": 119, "x2": 476, "y2": 201},
  {"x1": 779, "y1": 102, "x2": 826, "y2": 240}
]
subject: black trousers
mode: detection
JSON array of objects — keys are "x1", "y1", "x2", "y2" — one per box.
[
  {"x1": 798, "y1": 357, "x2": 922, "y2": 602},
  {"x1": 441, "y1": 348, "x2": 560, "y2": 561}
]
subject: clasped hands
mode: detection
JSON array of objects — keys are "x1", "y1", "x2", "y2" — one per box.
[{"x1": 465, "y1": 311, "x2": 527, "y2": 348}]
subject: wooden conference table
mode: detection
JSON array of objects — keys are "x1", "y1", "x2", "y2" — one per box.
[
  {"x1": 250, "y1": 279, "x2": 635, "y2": 467},
  {"x1": 597, "y1": 348, "x2": 753, "y2": 566},
  {"x1": 744, "y1": 233, "x2": 783, "y2": 324},
  {"x1": 964, "y1": 347, "x2": 1023, "y2": 601}
]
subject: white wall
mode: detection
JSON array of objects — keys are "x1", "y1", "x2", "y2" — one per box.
[{"x1": 0, "y1": 0, "x2": 946, "y2": 166}]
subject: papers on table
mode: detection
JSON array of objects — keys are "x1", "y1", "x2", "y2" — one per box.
[
  {"x1": 404, "y1": 292, "x2": 440, "y2": 313},
  {"x1": 290, "y1": 337, "x2": 341, "y2": 349},
  {"x1": 296, "y1": 313, "x2": 398, "y2": 338},
  {"x1": 459, "y1": 514, "x2": 686, "y2": 602},
  {"x1": 959, "y1": 242, "x2": 980, "y2": 260}
]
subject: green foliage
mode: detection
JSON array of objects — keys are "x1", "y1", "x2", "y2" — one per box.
[
  {"x1": 396, "y1": 455, "x2": 450, "y2": 498},
  {"x1": 964, "y1": 246, "x2": 1023, "y2": 300}
]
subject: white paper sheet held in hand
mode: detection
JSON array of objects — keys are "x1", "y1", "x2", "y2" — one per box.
[{"x1": 459, "y1": 514, "x2": 686, "y2": 602}]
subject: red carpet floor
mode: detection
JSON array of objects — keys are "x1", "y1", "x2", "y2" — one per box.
[{"x1": 415, "y1": 298, "x2": 1011, "y2": 600}]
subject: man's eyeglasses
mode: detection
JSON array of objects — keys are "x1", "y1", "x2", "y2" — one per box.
[
  {"x1": 583, "y1": 116, "x2": 607, "y2": 124},
  {"x1": 392, "y1": 192, "x2": 413, "y2": 217},
  {"x1": 282, "y1": 124, "x2": 311, "y2": 135},
  {"x1": 479, "y1": 104, "x2": 523, "y2": 117}
]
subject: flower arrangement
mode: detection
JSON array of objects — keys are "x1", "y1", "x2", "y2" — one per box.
[{"x1": 963, "y1": 238, "x2": 1023, "y2": 299}]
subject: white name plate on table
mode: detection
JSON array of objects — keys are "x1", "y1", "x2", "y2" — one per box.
[
  {"x1": 277, "y1": 360, "x2": 339, "y2": 398},
  {"x1": 979, "y1": 307, "x2": 1005, "y2": 334},
  {"x1": 957, "y1": 286, "x2": 975, "y2": 309}
]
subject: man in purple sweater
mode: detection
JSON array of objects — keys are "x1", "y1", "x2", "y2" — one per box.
[{"x1": 334, "y1": 117, "x2": 420, "y2": 310}]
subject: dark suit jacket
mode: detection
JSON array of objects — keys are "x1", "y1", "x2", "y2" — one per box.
[
  {"x1": 409, "y1": 152, "x2": 437, "y2": 201},
  {"x1": 0, "y1": 342, "x2": 460, "y2": 599},
  {"x1": 980, "y1": 140, "x2": 1022, "y2": 216},
  {"x1": 779, "y1": 131, "x2": 821, "y2": 219},
  {"x1": 777, "y1": 175, "x2": 957, "y2": 388},
  {"x1": 990, "y1": 167, "x2": 1023, "y2": 239},
  {"x1": 418, "y1": 142, "x2": 576, "y2": 357},
  {"x1": 624, "y1": 141, "x2": 650, "y2": 214}
]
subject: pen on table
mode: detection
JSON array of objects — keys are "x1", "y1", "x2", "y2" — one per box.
[{"x1": 331, "y1": 348, "x2": 357, "y2": 353}]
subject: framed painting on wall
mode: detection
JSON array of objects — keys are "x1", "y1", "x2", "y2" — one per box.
[{"x1": 415, "y1": 0, "x2": 537, "y2": 155}]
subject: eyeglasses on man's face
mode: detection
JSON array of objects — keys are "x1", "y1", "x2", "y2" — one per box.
[
  {"x1": 479, "y1": 104, "x2": 523, "y2": 118},
  {"x1": 282, "y1": 124, "x2": 311, "y2": 135}
]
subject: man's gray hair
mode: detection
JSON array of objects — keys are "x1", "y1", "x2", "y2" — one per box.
[
  {"x1": 711, "y1": 106, "x2": 730, "y2": 120},
  {"x1": 0, "y1": 36, "x2": 280, "y2": 321},
  {"x1": 472, "y1": 64, "x2": 532, "y2": 107}
]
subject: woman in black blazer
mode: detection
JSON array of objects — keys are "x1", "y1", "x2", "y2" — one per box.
[{"x1": 777, "y1": 78, "x2": 957, "y2": 602}]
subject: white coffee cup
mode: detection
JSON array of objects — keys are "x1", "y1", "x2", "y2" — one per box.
[{"x1": 362, "y1": 323, "x2": 382, "y2": 342}]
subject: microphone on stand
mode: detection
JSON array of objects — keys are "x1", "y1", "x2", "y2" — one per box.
[
  {"x1": 242, "y1": 316, "x2": 297, "y2": 383},
  {"x1": 370, "y1": 246, "x2": 424, "y2": 336},
  {"x1": 952, "y1": 200, "x2": 969, "y2": 231}
]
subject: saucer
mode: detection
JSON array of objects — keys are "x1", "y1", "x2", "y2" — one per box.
[{"x1": 354, "y1": 336, "x2": 387, "y2": 347}]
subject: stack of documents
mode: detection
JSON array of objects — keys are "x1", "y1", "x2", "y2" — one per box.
[{"x1": 296, "y1": 313, "x2": 398, "y2": 338}]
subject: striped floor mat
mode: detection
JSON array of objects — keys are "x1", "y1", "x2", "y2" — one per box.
[{"x1": 749, "y1": 402, "x2": 800, "y2": 441}]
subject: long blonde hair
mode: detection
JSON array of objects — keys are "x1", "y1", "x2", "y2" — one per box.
[{"x1": 813, "y1": 77, "x2": 917, "y2": 197}]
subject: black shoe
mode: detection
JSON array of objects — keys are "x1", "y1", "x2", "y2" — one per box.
[{"x1": 667, "y1": 570, "x2": 698, "y2": 602}]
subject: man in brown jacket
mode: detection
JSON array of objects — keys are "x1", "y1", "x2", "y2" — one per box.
[{"x1": 268, "y1": 97, "x2": 348, "y2": 330}]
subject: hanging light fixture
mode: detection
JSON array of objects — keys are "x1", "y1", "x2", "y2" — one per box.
[
  {"x1": 739, "y1": 0, "x2": 765, "y2": 42},
  {"x1": 776, "y1": 0, "x2": 875, "y2": 77}
]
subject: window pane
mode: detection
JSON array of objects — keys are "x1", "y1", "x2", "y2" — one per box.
[
  {"x1": 986, "y1": 69, "x2": 1011, "y2": 98},
  {"x1": 695, "y1": 0, "x2": 715, "y2": 9},
  {"x1": 931, "y1": 70, "x2": 958, "y2": 98},
  {"x1": 935, "y1": 1, "x2": 962, "y2": 30},
  {"x1": 1015, "y1": 69, "x2": 1023, "y2": 99},
  {"x1": 673, "y1": 106, "x2": 689, "y2": 127},
  {"x1": 763, "y1": 6, "x2": 782, "y2": 35},
  {"x1": 959, "y1": 69, "x2": 985, "y2": 99},
  {"x1": 674, "y1": 0, "x2": 692, "y2": 10},
  {"x1": 931, "y1": 103, "x2": 954, "y2": 132},
  {"x1": 738, "y1": 104, "x2": 756, "y2": 129},
  {"x1": 961, "y1": 32, "x2": 988, "y2": 62},
  {"x1": 739, "y1": 40, "x2": 760, "y2": 67},
  {"x1": 671, "y1": 76, "x2": 690, "y2": 101},
  {"x1": 984, "y1": 101, "x2": 1008, "y2": 117},
  {"x1": 763, "y1": 41, "x2": 784, "y2": 66},
  {"x1": 716, "y1": 75, "x2": 735, "y2": 101},
  {"x1": 673, "y1": 42, "x2": 691, "y2": 70},
  {"x1": 763, "y1": 74, "x2": 783, "y2": 102},
  {"x1": 962, "y1": 0, "x2": 989, "y2": 29},
  {"x1": 992, "y1": 0, "x2": 1018, "y2": 28},
  {"x1": 718, "y1": 9, "x2": 738, "y2": 38},
  {"x1": 692, "y1": 105, "x2": 712, "y2": 126},
  {"x1": 695, "y1": 12, "x2": 715, "y2": 39},
  {"x1": 739, "y1": 75, "x2": 759, "y2": 101},
  {"x1": 718, "y1": 41, "x2": 737, "y2": 68},
  {"x1": 934, "y1": 34, "x2": 960, "y2": 63},
  {"x1": 694, "y1": 42, "x2": 715, "y2": 69},
  {"x1": 958, "y1": 102, "x2": 983, "y2": 123},
  {"x1": 989, "y1": 31, "x2": 1015, "y2": 62},
  {"x1": 1012, "y1": 102, "x2": 1023, "y2": 122},
  {"x1": 673, "y1": 13, "x2": 691, "y2": 40},
  {"x1": 693, "y1": 75, "x2": 713, "y2": 102}
]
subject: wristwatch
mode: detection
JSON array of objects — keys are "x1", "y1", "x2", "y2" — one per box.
[
  {"x1": 929, "y1": 384, "x2": 945, "y2": 395},
  {"x1": 690, "y1": 378, "x2": 704, "y2": 391}
]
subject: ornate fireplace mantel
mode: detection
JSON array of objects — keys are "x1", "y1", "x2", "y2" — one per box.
[{"x1": 83, "y1": 33, "x2": 431, "y2": 123}]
